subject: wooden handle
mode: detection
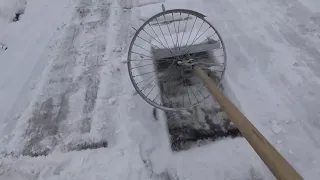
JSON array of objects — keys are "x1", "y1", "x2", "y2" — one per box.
[{"x1": 193, "y1": 66, "x2": 303, "y2": 180}]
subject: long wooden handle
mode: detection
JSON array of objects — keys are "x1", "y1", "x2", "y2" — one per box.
[{"x1": 193, "y1": 66, "x2": 303, "y2": 180}]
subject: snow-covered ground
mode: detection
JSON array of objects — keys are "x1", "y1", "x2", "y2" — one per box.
[{"x1": 0, "y1": 0, "x2": 320, "y2": 179}]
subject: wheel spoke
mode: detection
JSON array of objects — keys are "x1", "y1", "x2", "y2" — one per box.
[
  {"x1": 163, "y1": 14, "x2": 176, "y2": 51},
  {"x1": 155, "y1": 18, "x2": 171, "y2": 49},
  {"x1": 179, "y1": 14, "x2": 190, "y2": 50},
  {"x1": 185, "y1": 17, "x2": 197, "y2": 46}
]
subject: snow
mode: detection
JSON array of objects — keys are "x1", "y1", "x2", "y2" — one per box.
[
  {"x1": 271, "y1": 122, "x2": 282, "y2": 134},
  {"x1": 0, "y1": 0, "x2": 320, "y2": 179},
  {"x1": 172, "y1": 138, "x2": 275, "y2": 180},
  {"x1": 0, "y1": 147, "x2": 150, "y2": 180},
  {"x1": 0, "y1": 0, "x2": 26, "y2": 28},
  {"x1": 0, "y1": 0, "x2": 72, "y2": 136}
]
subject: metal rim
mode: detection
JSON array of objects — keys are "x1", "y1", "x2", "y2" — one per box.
[{"x1": 128, "y1": 9, "x2": 227, "y2": 111}]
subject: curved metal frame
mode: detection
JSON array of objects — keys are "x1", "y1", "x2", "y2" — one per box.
[{"x1": 128, "y1": 9, "x2": 227, "y2": 111}]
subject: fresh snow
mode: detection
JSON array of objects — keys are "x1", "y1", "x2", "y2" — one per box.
[
  {"x1": 1, "y1": 0, "x2": 320, "y2": 179},
  {"x1": 0, "y1": 0, "x2": 26, "y2": 28}
]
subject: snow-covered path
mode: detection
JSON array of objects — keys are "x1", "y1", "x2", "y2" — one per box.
[
  {"x1": 3, "y1": 0, "x2": 113, "y2": 156},
  {"x1": 0, "y1": 0, "x2": 174, "y2": 179},
  {"x1": 0, "y1": 0, "x2": 320, "y2": 179},
  {"x1": 0, "y1": 0, "x2": 72, "y2": 136}
]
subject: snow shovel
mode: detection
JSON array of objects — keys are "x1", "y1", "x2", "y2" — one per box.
[{"x1": 127, "y1": 8, "x2": 303, "y2": 180}]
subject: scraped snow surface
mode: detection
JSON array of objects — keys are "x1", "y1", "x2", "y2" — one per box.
[{"x1": 0, "y1": 0, "x2": 320, "y2": 179}]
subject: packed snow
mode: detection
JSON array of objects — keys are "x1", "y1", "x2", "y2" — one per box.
[{"x1": 0, "y1": 0, "x2": 320, "y2": 179}]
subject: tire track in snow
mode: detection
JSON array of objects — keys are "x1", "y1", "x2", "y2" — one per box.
[
  {"x1": 12, "y1": 0, "x2": 112, "y2": 156},
  {"x1": 81, "y1": 2, "x2": 177, "y2": 179},
  {"x1": 88, "y1": 1, "x2": 131, "y2": 147},
  {"x1": 21, "y1": 20, "x2": 82, "y2": 156},
  {"x1": 76, "y1": 0, "x2": 110, "y2": 134},
  {"x1": 59, "y1": 0, "x2": 111, "y2": 152},
  {"x1": 106, "y1": 2, "x2": 178, "y2": 179}
]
